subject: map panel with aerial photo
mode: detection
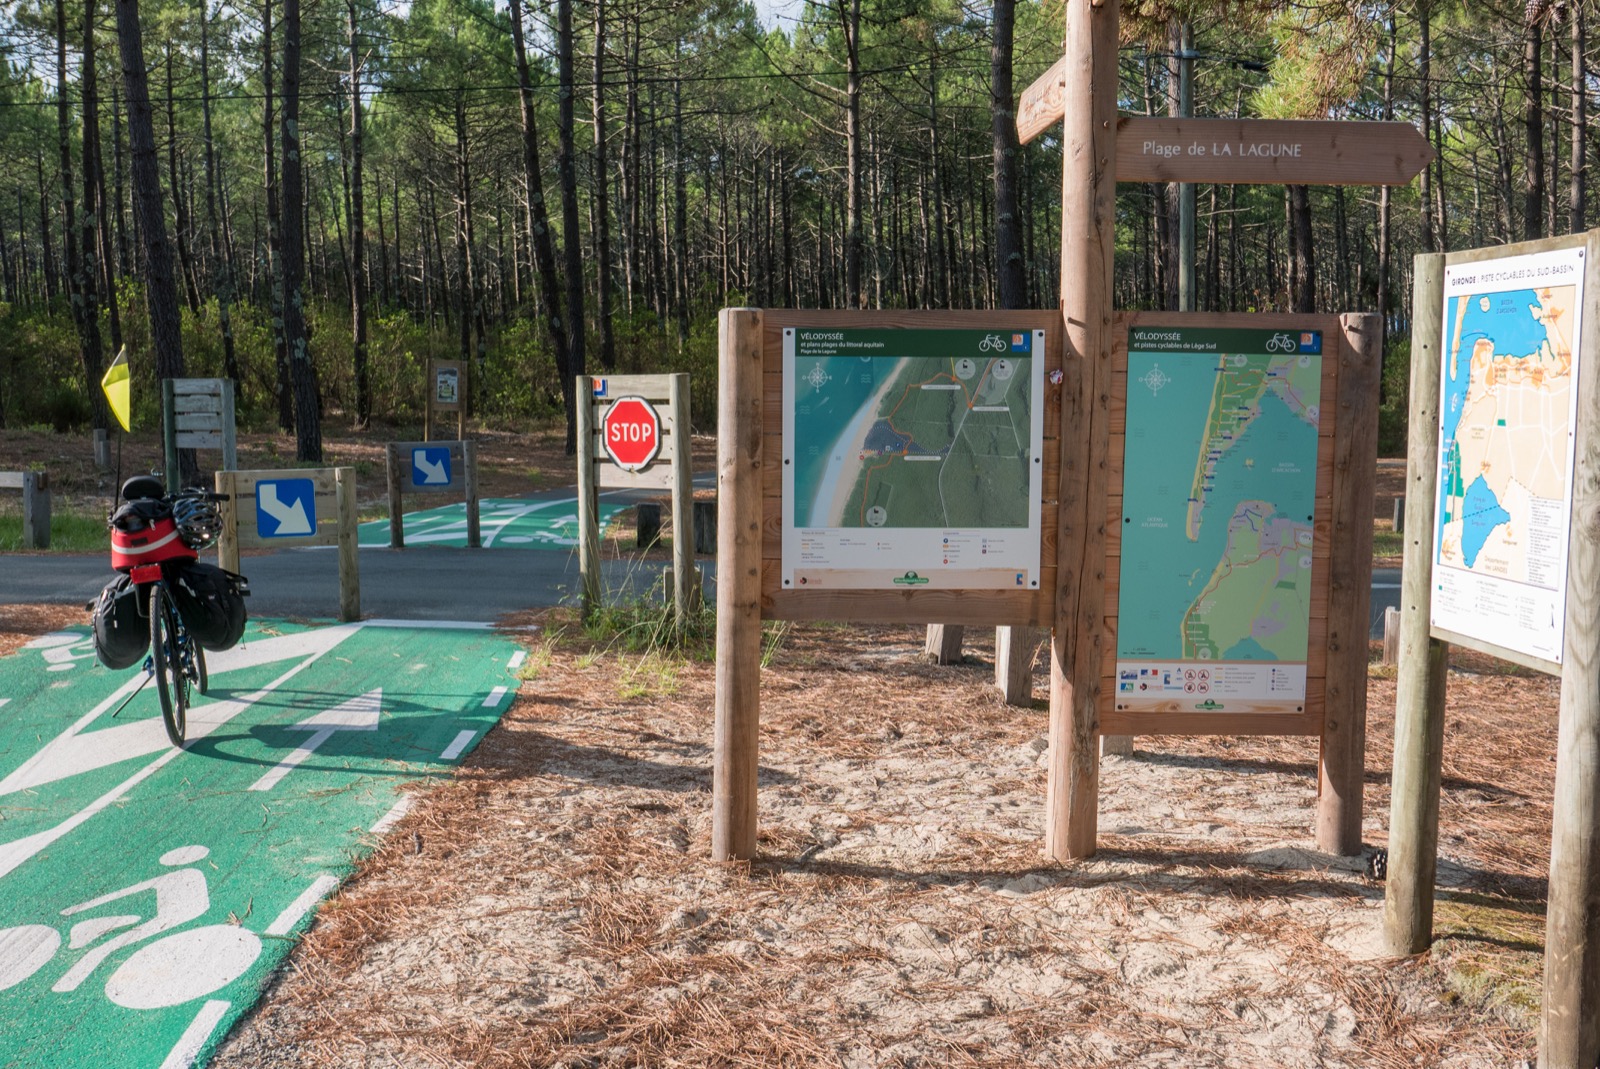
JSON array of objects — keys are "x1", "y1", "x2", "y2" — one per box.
[
  {"x1": 1116, "y1": 327, "x2": 1323, "y2": 710},
  {"x1": 781, "y1": 327, "x2": 1044, "y2": 590},
  {"x1": 1432, "y1": 245, "x2": 1586, "y2": 665}
]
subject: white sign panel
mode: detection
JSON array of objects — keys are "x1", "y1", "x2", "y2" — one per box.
[
  {"x1": 781, "y1": 326, "x2": 1044, "y2": 590},
  {"x1": 1432, "y1": 244, "x2": 1586, "y2": 664}
]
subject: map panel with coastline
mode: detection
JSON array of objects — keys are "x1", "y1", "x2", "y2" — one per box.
[
  {"x1": 781, "y1": 326, "x2": 1044, "y2": 591},
  {"x1": 1115, "y1": 327, "x2": 1322, "y2": 709},
  {"x1": 1430, "y1": 244, "x2": 1585, "y2": 665}
]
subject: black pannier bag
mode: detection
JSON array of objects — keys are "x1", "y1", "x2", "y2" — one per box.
[
  {"x1": 170, "y1": 561, "x2": 251, "y2": 652},
  {"x1": 89, "y1": 573, "x2": 148, "y2": 670}
]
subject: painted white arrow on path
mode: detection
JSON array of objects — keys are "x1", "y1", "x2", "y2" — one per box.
[
  {"x1": 248, "y1": 688, "x2": 382, "y2": 792},
  {"x1": 413, "y1": 450, "x2": 448, "y2": 484},
  {"x1": 260, "y1": 483, "x2": 313, "y2": 536}
]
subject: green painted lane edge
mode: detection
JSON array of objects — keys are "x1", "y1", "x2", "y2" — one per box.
[
  {"x1": 0, "y1": 618, "x2": 525, "y2": 1069},
  {"x1": 359, "y1": 496, "x2": 626, "y2": 549}
]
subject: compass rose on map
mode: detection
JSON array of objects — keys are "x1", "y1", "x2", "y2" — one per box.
[
  {"x1": 1140, "y1": 364, "x2": 1171, "y2": 397},
  {"x1": 806, "y1": 364, "x2": 831, "y2": 390}
]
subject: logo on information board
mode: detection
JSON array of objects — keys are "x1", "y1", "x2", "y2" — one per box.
[
  {"x1": 1299, "y1": 332, "x2": 1322, "y2": 353},
  {"x1": 1011, "y1": 333, "x2": 1030, "y2": 352}
]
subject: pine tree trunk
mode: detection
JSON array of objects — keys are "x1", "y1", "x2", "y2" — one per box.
[
  {"x1": 991, "y1": 0, "x2": 1023, "y2": 310},
  {"x1": 262, "y1": 0, "x2": 293, "y2": 431},
  {"x1": 558, "y1": 0, "x2": 587, "y2": 406},
  {"x1": 593, "y1": 0, "x2": 616, "y2": 369},
  {"x1": 280, "y1": 0, "x2": 321, "y2": 461},
  {"x1": 348, "y1": 0, "x2": 369, "y2": 425},
  {"x1": 1525, "y1": 7, "x2": 1546, "y2": 240},
  {"x1": 200, "y1": 1, "x2": 238, "y2": 384},
  {"x1": 1572, "y1": 4, "x2": 1586, "y2": 232},
  {"x1": 165, "y1": 39, "x2": 202, "y2": 314},
  {"x1": 114, "y1": 0, "x2": 186, "y2": 390},
  {"x1": 508, "y1": 0, "x2": 575, "y2": 450}
]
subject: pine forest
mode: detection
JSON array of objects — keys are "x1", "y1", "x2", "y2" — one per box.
[{"x1": 0, "y1": 0, "x2": 1589, "y2": 456}]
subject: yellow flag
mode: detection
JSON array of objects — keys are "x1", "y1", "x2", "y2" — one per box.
[{"x1": 101, "y1": 346, "x2": 131, "y2": 432}]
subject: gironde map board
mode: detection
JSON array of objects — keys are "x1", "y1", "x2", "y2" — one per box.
[
  {"x1": 1114, "y1": 325, "x2": 1324, "y2": 714},
  {"x1": 781, "y1": 326, "x2": 1045, "y2": 591},
  {"x1": 1431, "y1": 245, "x2": 1585, "y2": 667}
]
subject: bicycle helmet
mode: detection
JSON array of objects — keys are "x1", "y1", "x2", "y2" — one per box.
[{"x1": 172, "y1": 494, "x2": 223, "y2": 550}]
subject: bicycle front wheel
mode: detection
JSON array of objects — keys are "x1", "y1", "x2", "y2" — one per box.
[{"x1": 148, "y1": 584, "x2": 188, "y2": 747}]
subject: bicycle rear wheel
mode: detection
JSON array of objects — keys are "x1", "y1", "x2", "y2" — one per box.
[{"x1": 148, "y1": 584, "x2": 188, "y2": 746}]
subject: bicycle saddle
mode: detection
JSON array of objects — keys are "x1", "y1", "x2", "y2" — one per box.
[{"x1": 121, "y1": 475, "x2": 165, "y2": 501}]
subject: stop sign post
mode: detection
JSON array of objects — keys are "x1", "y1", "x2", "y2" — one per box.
[
  {"x1": 577, "y1": 374, "x2": 695, "y2": 625},
  {"x1": 602, "y1": 395, "x2": 662, "y2": 472}
]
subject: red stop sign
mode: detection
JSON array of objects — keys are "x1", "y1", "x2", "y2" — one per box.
[{"x1": 601, "y1": 395, "x2": 662, "y2": 471}]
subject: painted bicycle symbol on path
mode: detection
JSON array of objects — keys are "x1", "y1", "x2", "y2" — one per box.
[{"x1": 0, "y1": 844, "x2": 262, "y2": 1010}]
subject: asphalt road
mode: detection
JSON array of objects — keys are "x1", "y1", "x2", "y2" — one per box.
[{"x1": 2, "y1": 542, "x2": 1404, "y2": 638}]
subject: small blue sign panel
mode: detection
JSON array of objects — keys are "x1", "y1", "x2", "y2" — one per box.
[
  {"x1": 591, "y1": 376, "x2": 609, "y2": 398},
  {"x1": 412, "y1": 446, "x2": 453, "y2": 487},
  {"x1": 255, "y1": 478, "x2": 316, "y2": 538}
]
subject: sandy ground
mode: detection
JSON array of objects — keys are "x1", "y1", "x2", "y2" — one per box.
[{"x1": 187, "y1": 620, "x2": 1544, "y2": 1069}]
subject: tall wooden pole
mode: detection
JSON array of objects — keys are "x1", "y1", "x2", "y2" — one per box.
[
  {"x1": 1383, "y1": 253, "x2": 1449, "y2": 955},
  {"x1": 1541, "y1": 230, "x2": 1600, "y2": 1069},
  {"x1": 576, "y1": 377, "x2": 601, "y2": 620},
  {"x1": 1316, "y1": 314, "x2": 1382, "y2": 855},
  {"x1": 712, "y1": 309, "x2": 763, "y2": 861},
  {"x1": 1046, "y1": 0, "x2": 1117, "y2": 862}
]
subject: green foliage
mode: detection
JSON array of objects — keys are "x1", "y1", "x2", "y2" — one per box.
[
  {"x1": 580, "y1": 572, "x2": 718, "y2": 660},
  {"x1": 1378, "y1": 337, "x2": 1411, "y2": 458},
  {"x1": 0, "y1": 510, "x2": 108, "y2": 553}
]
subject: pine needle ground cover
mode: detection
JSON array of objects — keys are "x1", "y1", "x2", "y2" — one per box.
[{"x1": 200, "y1": 619, "x2": 1544, "y2": 1069}]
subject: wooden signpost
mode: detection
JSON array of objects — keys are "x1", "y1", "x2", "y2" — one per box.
[
  {"x1": 216, "y1": 466, "x2": 360, "y2": 622},
  {"x1": 577, "y1": 373, "x2": 696, "y2": 623},
  {"x1": 162, "y1": 378, "x2": 238, "y2": 491},
  {"x1": 385, "y1": 439, "x2": 480, "y2": 549},
  {"x1": 426, "y1": 359, "x2": 467, "y2": 442},
  {"x1": 1385, "y1": 232, "x2": 1600, "y2": 1069}
]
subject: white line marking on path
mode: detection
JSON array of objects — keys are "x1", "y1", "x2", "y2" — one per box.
[
  {"x1": 266, "y1": 874, "x2": 341, "y2": 938},
  {"x1": 370, "y1": 795, "x2": 414, "y2": 835},
  {"x1": 159, "y1": 999, "x2": 231, "y2": 1069},
  {"x1": 482, "y1": 686, "x2": 508, "y2": 708},
  {"x1": 440, "y1": 730, "x2": 477, "y2": 761},
  {"x1": 507, "y1": 650, "x2": 527, "y2": 671}
]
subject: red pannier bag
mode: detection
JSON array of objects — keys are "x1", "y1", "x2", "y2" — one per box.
[{"x1": 110, "y1": 498, "x2": 198, "y2": 573}]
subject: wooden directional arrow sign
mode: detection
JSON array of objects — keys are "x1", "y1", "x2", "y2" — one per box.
[
  {"x1": 1015, "y1": 62, "x2": 1434, "y2": 187},
  {"x1": 1116, "y1": 117, "x2": 1435, "y2": 186},
  {"x1": 1016, "y1": 55, "x2": 1069, "y2": 145}
]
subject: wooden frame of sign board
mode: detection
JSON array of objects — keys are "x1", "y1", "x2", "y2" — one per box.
[
  {"x1": 426, "y1": 359, "x2": 467, "y2": 442},
  {"x1": 1099, "y1": 311, "x2": 1380, "y2": 857},
  {"x1": 162, "y1": 378, "x2": 237, "y2": 491},
  {"x1": 1382, "y1": 231, "x2": 1600, "y2": 1069},
  {"x1": 384, "y1": 440, "x2": 481, "y2": 548},
  {"x1": 576, "y1": 373, "x2": 696, "y2": 621},
  {"x1": 712, "y1": 308, "x2": 1062, "y2": 861},
  {"x1": 215, "y1": 466, "x2": 360, "y2": 622}
]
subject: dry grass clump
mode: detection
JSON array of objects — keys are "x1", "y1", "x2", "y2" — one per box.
[{"x1": 203, "y1": 620, "x2": 1541, "y2": 1069}]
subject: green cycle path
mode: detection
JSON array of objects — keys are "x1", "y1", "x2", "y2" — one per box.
[
  {"x1": 358, "y1": 495, "x2": 627, "y2": 548},
  {"x1": 0, "y1": 618, "x2": 523, "y2": 1069}
]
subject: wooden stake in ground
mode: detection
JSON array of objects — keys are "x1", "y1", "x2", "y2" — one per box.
[
  {"x1": 713, "y1": 309, "x2": 763, "y2": 861},
  {"x1": 1045, "y1": 0, "x2": 1117, "y2": 862}
]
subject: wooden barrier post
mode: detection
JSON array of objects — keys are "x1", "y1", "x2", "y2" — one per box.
[
  {"x1": 386, "y1": 443, "x2": 405, "y2": 548},
  {"x1": 1383, "y1": 253, "x2": 1450, "y2": 956},
  {"x1": 0, "y1": 471, "x2": 51, "y2": 549},
  {"x1": 336, "y1": 466, "x2": 360, "y2": 622},
  {"x1": 463, "y1": 439, "x2": 481, "y2": 548},
  {"x1": 215, "y1": 466, "x2": 359, "y2": 621},
  {"x1": 995, "y1": 626, "x2": 1037, "y2": 705},
  {"x1": 924, "y1": 625, "x2": 964, "y2": 665},
  {"x1": 384, "y1": 440, "x2": 478, "y2": 550},
  {"x1": 713, "y1": 308, "x2": 763, "y2": 862},
  {"x1": 215, "y1": 470, "x2": 240, "y2": 573},
  {"x1": 576, "y1": 381, "x2": 602, "y2": 620},
  {"x1": 1317, "y1": 314, "x2": 1382, "y2": 855},
  {"x1": 668, "y1": 374, "x2": 696, "y2": 618},
  {"x1": 1045, "y1": 0, "x2": 1117, "y2": 862},
  {"x1": 1542, "y1": 231, "x2": 1600, "y2": 1069}
]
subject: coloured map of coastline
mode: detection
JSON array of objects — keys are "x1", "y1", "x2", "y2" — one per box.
[
  {"x1": 790, "y1": 332, "x2": 1034, "y2": 530},
  {"x1": 1116, "y1": 328, "x2": 1322, "y2": 707},
  {"x1": 1436, "y1": 285, "x2": 1576, "y2": 585},
  {"x1": 781, "y1": 326, "x2": 1044, "y2": 591}
]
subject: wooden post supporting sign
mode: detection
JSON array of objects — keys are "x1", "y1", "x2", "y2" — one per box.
[{"x1": 216, "y1": 466, "x2": 361, "y2": 622}]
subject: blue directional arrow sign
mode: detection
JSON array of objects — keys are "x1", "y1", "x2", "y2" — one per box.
[
  {"x1": 411, "y1": 446, "x2": 453, "y2": 487},
  {"x1": 254, "y1": 478, "x2": 316, "y2": 538}
]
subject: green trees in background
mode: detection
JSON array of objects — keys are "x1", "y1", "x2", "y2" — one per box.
[{"x1": 0, "y1": 0, "x2": 1589, "y2": 453}]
